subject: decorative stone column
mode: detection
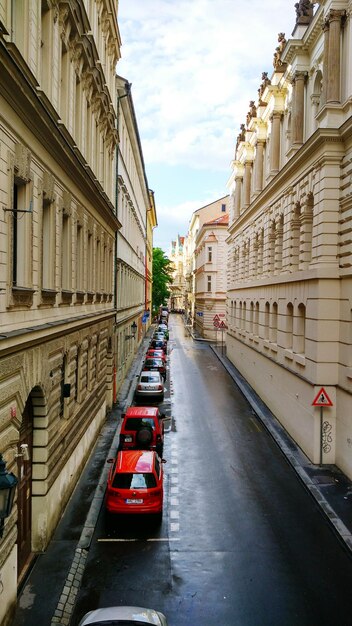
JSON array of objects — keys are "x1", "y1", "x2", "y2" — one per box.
[
  {"x1": 234, "y1": 176, "x2": 242, "y2": 219},
  {"x1": 274, "y1": 216, "x2": 284, "y2": 273},
  {"x1": 243, "y1": 161, "x2": 252, "y2": 209},
  {"x1": 292, "y1": 71, "x2": 307, "y2": 145},
  {"x1": 326, "y1": 9, "x2": 345, "y2": 104},
  {"x1": 269, "y1": 112, "x2": 282, "y2": 174},
  {"x1": 254, "y1": 140, "x2": 265, "y2": 193},
  {"x1": 321, "y1": 18, "x2": 330, "y2": 104}
]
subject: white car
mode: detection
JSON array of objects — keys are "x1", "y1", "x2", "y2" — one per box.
[
  {"x1": 135, "y1": 370, "x2": 164, "y2": 400},
  {"x1": 78, "y1": 605, "x2": 168, "y2": 625}
]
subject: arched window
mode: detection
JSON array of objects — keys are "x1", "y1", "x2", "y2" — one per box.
[
  {"x1": 295, "y1": 303, "x2": 306, "y2": 354},
  {"x1": 286, "y1": 302, "x2": 294, "y2": 349},
  {"x1": 264, "y1": 302, "x2": 270, "y2": 340},
  {"x1": 271, "y1": 302, "x2": 278, "y2": 343}
]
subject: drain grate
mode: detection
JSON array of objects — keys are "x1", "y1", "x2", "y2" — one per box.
[{"x1": 312, "y1": 475, "x2": 337, "y2": 485}]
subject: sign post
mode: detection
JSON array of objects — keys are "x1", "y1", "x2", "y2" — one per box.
[
  {"x1": 218, "y1": 320, "x2": 227, "y2": 354},
  {"x1": 312, "y1": 387, "x2": 333, "y2": 465},
  {"x1": 213, "y1": 315, "x2": 220, "y2": 346}
]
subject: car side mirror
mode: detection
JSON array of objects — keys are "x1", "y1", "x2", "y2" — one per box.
[
  {"x1": 161, "y1": 459, "x2": 167, "y2": 464},
  {"x1": 107, "y1": 458, "x2": 114, "y2": 464},
  {"x1": 161, "y1": 413, "x2": 166, "y2": 419}
]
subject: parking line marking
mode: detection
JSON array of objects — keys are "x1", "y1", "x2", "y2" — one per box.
[
  {"x1": 170, "y1": 510, "x2": 179, "y2": 519},
  {"x1": 170, "y1": 523, "x2": 179, "y2": 532},
  {"x1": 170, "y1": 497, "x2": 179, "y2": 506}
]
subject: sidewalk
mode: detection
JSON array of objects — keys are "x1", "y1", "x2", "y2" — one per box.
[
  {"x1": 210, "y1": 344, "x2": 352, "y2": 554},
  {"x1": 11, "y1": 330, "x2": 153, "y2": 626}
]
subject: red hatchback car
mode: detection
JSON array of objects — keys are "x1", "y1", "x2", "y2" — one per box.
[
  {"x1": 105, "y1": 450, "x2": 165, "y2": 519},
  {"x1": 118, "y1": 406, "x2": 165, "y2": 457},
  {"x1": 143, "y1": 357, "x2": 167, "y2": 380}
]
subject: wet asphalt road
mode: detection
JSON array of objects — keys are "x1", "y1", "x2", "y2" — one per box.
[{"x1": 71, "y1": 315, "x2": 352, "y2": 626}]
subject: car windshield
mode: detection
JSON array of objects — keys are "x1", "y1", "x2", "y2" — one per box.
[
  {"x1": 124, "y1": 418, "x2": 155, "y2": 431},
  {"x1": 145, "y1": 359, "x2": 162, "y2": 366},
  {"x1": 112, "y1": 473, "x2": 157, "y2": 489}
]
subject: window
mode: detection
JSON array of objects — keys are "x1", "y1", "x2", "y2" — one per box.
[
  {"x1": 42, "y1": 197, "x2": 55, "y2": 289},
  {"x1": 113, "y1": 473, "x2": 157, "y2": 489},
  {"x1": 207, "y1": 246, "x2": 213, "y2": 262},
  {"x1": 61, "y1": 212, "x2": 71, "y2": 290},
  {"x1": 12, "y1": 179, "x2": 32, "y2": 287},
  {"x1": 221, "y1": 203, "x2": 226, "y2": 212},
  {"x1": 295, "y1": 303, "x2": 306, "y2": 353},
  {"x1": 286, "y1": 303, "x2": 294, "y2": 349},
  {"x1": 207, "y1": 275, "x2": 212, "y2": 292}
]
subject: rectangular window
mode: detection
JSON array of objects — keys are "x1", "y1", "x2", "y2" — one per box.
[
  {"x1": 42, "y1": 198, "x2": 54, "y2": 289},
  {"x1": 207, "y1": 246, "x2": 212, "y2": 263},
  {"x1": 221, "y1": 203, "x2": 226, "y2": 212},
  {"x1": 12, "y1": 180, "x2": 31, "y2": 287},
  {"x1": 207, "y1": 275, "x2": 212, "y2": 292}
]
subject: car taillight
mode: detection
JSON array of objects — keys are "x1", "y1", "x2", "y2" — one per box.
[
  {"x1": 158, "y1": 384, "x2": 163, "y2": 390},
  {"x1": 137, "y1": 384, "x2": 142, "y2": 390}
]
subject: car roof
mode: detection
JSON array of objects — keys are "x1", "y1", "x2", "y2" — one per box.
[
  {"x1": 79, "y1": 605, "x2": 166, "y2": 625},
  {"x1": 117, "y1": 450, "x2": 155, "y2": 473},
  {"x1": 140, "y1": 370, "x2": 161, "y2": 378},
  {"x1": 125, "y1": 406, "x2": 159, "y2": 418}
]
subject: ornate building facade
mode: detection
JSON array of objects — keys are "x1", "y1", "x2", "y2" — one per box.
[
  {"x1": 114, "y1": 75, "x2": 152, "y2": 393},
  {"x1": 185, "y1": 197, "x2": 229, "y2": 329},
  {"x1": 194, "y1": 214, "x2": 229, "y2": 339},
  {"x1": 227, "y1": 0, "x2": 352, "y2": 479},
  {"x1": 169, "y1": 235, "x2": 186, "y2": 312},
  {"x1": 0, "y1": 2, "x2": 153, "y2": 624}
]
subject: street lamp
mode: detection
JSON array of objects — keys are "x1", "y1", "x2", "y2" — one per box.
[
  {"x1": 125, "y1": 321, "x2": 137, "y2": 340},
  {"x1": 0, "y1": 453, "x2": 18, "y2": 538}
]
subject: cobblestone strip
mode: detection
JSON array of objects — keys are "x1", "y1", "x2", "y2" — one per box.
[{"x1": 51, "y1": 548, "x2": 88, "y2": 626}]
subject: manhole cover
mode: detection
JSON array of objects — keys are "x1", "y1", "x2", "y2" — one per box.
[{"x1": 312, "y1": 476, "x2": 336, "y2": 485}]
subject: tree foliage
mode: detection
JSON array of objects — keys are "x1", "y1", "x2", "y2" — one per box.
[{"x1": 152, "y1": 247, "x2": 173, "y2": 312}]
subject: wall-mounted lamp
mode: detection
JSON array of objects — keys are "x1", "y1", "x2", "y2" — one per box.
[
  {"x1": 0, "y1": 454, "x2": 18, "y2": 538},
  {"x1": 125, "y1": 321, "x2": 138, "y2": 340}
]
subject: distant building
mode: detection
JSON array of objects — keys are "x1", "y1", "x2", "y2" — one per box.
[
  {"x1": 194, "y1": 214, "x2": 229, "y2": 339},
  {"x1": 226, "y1": 1, "x2": 352, "y2": 479},
  {"x1": 185, "y1": 196, "x2": 229, "y2": 327},
  {"x1": 169, "y1": 235, "x2": 186, "y2": 311}
]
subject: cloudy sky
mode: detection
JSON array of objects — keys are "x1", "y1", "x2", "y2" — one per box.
[{"x1": 117, "y1": 1, "x2": 298, "y2": 253}]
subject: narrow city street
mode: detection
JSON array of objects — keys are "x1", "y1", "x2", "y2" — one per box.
[{"x1": 71, "y1": 315, "x2": 352, "y2": 626}]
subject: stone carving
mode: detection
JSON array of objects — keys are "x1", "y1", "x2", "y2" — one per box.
[
  {"x1": 258, "y1": 72, "x2": 271, "y2": 104},
  {"x1": 236, "y1": 123, "x2": 246, "y2": 151},
  {"x1": 273, "y1": 32, "x2": 287, "y2": 71},
  {"x1": 246, "y1": 101, "x2": 257, "y2": 126},
  {"x1": 14, "y1": 144, "x2": 31, "y2": 181},
  {"x1": 295, "y1": 0, "x2": 313, "y2": 20}
]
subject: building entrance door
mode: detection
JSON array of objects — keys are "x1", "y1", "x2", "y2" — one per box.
[{"x1": 17, "y1": 396, "x2": 33, "y2": 580}]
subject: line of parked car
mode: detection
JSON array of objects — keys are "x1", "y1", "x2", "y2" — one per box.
[
  {"x1": 79, "y1": 315, "x2": 173, "y2": 624},
  {"x1": 105, "y1": 313, "x2": 170, "y2": 526}
]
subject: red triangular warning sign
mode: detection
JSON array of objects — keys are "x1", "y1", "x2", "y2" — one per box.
[{"x1": 312, "y1": 387, "x2": 333, "y2": 407}]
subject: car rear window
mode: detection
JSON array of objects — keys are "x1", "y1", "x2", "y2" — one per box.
[
  {"x1": 124, "y1": 418, "x2": 155, "y2": 431},
  {"x1": 113, "y1": 473, "x2": 157, "y2": 489},
  {"x1": 141, "y1": 374, "x2": 160, "y2": 383}
]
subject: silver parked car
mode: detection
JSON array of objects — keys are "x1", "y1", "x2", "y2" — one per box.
[
  {"x1": 135, "y1": 370, "x2": 164, "y2": 400},
  {"x1": 78, "y1": 605, "x2": 168, "y2": 625}
]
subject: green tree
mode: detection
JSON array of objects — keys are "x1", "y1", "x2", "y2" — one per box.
[{"x1": 152, "y1": 247, "x2": 173, "y2": 313}]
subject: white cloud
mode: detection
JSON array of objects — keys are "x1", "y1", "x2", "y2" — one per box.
[{"x1": 118, "y1": 0, "x2": 295, "y2": 172}]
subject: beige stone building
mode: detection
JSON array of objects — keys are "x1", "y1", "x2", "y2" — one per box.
[
  {"x1": 0, "y1": 2, "x2": 153, "y2": 624},
  {"x1": 114, "y1": 75, "x2": 152, "y2": 393},
  {"x1": 227, "y1": 1, "x2": 352, "y2": 479},
  {"x1": 185, "y1": 196, "x2": 229, "y2": 327},
  {"x1": 169, "y1": 235, "x2": 186, "y2": 311},
  {"x1": 194, "y1": 213, "x2": 229, "y2": 339}
]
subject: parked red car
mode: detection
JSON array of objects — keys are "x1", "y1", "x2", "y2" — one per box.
[
  {"x1": 118, "y1": 406, "x2": 165, "y2": 457},
  {"x1": 150, "y1": 338, "x2": 167, "y2": 353},
  {"x1": 143, "y1": 357, "x2": 167, "y2": 380},
  {"x1": 146, "y1": 348, "x2": 167, "y2": 364},
  {"x1": 105, "y1": 450, "x2": 165, "y2": 520}
]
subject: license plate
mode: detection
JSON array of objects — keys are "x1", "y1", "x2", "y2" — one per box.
[{"x1": 126, "y1": 498, "x2": 143, "y2": 504}]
